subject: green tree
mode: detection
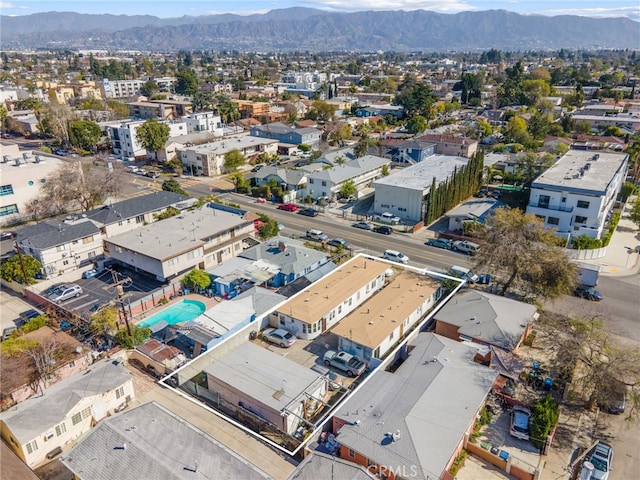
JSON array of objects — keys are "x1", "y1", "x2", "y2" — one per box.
[
  {"x1": 629, "y1": 197, "x2": 640, "y2": 230},
  {"x1": 165, "y1": 156, "x2": 183, "y2": 177},
  {"x1": 175, "y1": 68, "x2": 199, "y2": 96},
  {"x1": 530, "y1": 395, "x2": 559, "y2": 451},
  {"x1": 257, "y1": 214, "x2": 280, "y2": 239},
  {"x1": 472, "y1": 208, "x2": 577, "y2": 299},
  {"x1": 90, "y1": 306, "x2": 118, "y2": 336},
  {"x1": 406, "y1": 115, "x2": 428, "y2": 134},
  {"x1": 354, "y1": 136, "x2": 378, "y2": 158},
  {"x1": 395, "y1": 81, "x2": 437, "y2": 118},
  {"x1": 308, "y1": 100, "x2": 336, "y2": 122},
  {"x1": 339, "y1": 180, "x2": 357, "y2": 198},
  {"x1": 69, "y1": 120, "x2": 101, "y2": 150},
  {"x1": 182, "y1": 269, "x2": 211, "y2": 290},
  {"x1": 107, "y1": 99, "x2": 130, "y2": 119},
  {"x1": 136, "y1": 119, "x2": 170, "y2": 160},
  {"x1": 0, "y1": 254, "x2": 42, "y2": 284},
  {"x1": 381, "y1": 164, "x2": 390, "y2": 176},
  {"x1": 154, "y1": 206, "x2": 181, "y2": 220},
  {"x1": 223, "y1": 149, "x2": 246, "y2": 172},
  {"x1": 327, "y1": 122, "x2": 352, "y2": 146},
  {"x1": 191, "y1": 91, "x2": 215, "y2": 112},
  {"x1": 114, "y1": 326, "x2": 150, "y2": 349},
  {"x1": 161, "y1": 179, "x2": 188, "y2": 196},
  {"x1": 140, "y1": 80, "x2": 159, "y2": 97},
  {"x1": 619, "y1": 182, "x2": 637, "y2": 202}
]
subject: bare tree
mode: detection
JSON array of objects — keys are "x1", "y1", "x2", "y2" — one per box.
[
  {"x1": 38, "y1": 161, "x2": 125, "y2": 212},
  {"x1": 25, "y1": 338, "x2": 60, "y2": 395}
]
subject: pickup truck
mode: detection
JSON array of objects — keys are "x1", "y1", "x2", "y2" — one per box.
[
  {"x1": 373, "y1": 212, "x2": 401, "y2": 225},
  {"x1": 323, "y1": 350, "x2": 367, "y2": 377}
]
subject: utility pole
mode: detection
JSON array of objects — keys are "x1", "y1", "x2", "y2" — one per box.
[
  {"x1": 110, "y1": 269, "x2": 132, "y2": 336},
  {"x1": 13, "y1": 241, "x2": 30, "y2": 290}
]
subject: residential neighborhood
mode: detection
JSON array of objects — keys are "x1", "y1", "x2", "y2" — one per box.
[{"x1": 1, "y1": 7, "x2": 639, "y2": 480}]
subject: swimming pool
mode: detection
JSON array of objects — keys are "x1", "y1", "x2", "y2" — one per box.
[{"x1": 138, "y1": 299, "x2": 206, "y2": 328}]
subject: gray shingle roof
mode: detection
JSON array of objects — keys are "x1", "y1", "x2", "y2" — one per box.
[
  {"x1": 287, "y1": 452, "x2": 376, "y2": 480},
  {"x1": 239, "y1": 236, "x2": 327, "y2": 276},
  {"x1": 335, "y1": 333, "x2": 497, "y2": 480},
  {"x1": 82, "y1": 191, "x2": 189, "y2": 226},
  {"x1": 61, "y1": 401, "x2": 273, "y2": 480},
  {"x1": 434, "y1": 290, "x2": 537, "y2": 351},
  {"x1": 0, "y1": 359, "x2": 132, "y2": 444},
  {"x1": 17, "y1": 219, "x2": 101, "y2": 249},
  {"x1": 308, "y1": 155, "x2": 388, "y2": 183}
]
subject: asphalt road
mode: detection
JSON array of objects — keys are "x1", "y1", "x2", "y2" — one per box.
[
  {"x1": 544, "y1": 274, "x2": 640, "y2": 345},
  {"x1": 210, "y1": 191, "x2": 474, "y2": 273}
]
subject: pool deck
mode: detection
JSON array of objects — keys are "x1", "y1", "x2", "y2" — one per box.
[{"x1": 132, "y1": 293, "x2": 224, "y2": 326}]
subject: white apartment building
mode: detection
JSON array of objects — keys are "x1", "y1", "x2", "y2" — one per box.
[
  {"x1": 178, "y1": 135, "x2": 278, "y2": 177},
  {"x1": 181, "y1": 111, "x2": 224, "y2": 135},
  {"x1": 109, "y1": 119, "x2": 188, "y2": 159},
  {"x1": 101, "y1": 76, "x2": 176, "y2": 99},
  {"x1": 526, "y1": 150, "x2": 628, "y2": 240},
  {"x1": 0, "y1": 148, "x2": 69, "y2": 225}
]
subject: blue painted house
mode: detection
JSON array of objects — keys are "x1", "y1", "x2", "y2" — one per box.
[{"x1": 239, "y1": 236, "x2": 330, "y2": 287}]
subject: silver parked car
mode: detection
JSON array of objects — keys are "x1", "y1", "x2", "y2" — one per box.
[{"x1": 262, "y1": 328, "x2": 297, "y2": 348}]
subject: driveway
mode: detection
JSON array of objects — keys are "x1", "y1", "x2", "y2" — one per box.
[{"x1": 481, "y1": 410, "x2": 540, "y2": 472}]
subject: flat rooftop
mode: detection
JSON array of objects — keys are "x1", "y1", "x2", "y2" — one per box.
[
  {"x1": 203, "y1": 342, "x2": 322, "y2": 412},
  {"x1": 332, "y1": 270, "x2": 439, "y2": 348},
  {"x1": 274, "y1": 256, "x2": 390, "y2": 325},
  {"x1": 105, "y1": 205, "x2": 250, "y2": 260},
  {"x1": 531, "y1": 149, "x2": 627, "y2": 195},
  {"x1": 183, "y1": 135, "x2": 278, "y2": 155},
  {"x1": 373, "y1": 155, "x2": 468, "y2": 192}
]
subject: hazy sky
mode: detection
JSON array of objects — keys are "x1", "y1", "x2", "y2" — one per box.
[{"x1": 1, "y1": 0, "x2": 639, "y2": 21}]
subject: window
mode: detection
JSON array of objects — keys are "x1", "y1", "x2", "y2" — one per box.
[
  {"x1": 82, "y1": 407, "x2": 92, "y2": 419},
  {"x1": 82, "y1": 235, "x2": 94, "y2": 244},
  {"x1": 0, "y1": 185, "x2": 14, "y2": 196},
  {"x1": 25, "y1": 440, "x2": 38, "y2": 454},
  {"x1": 309, "y1": 179, "x2": 314, "y2": 184},
  {"x1": 538, "y1": 195, "x2": 550, "y2": 208},
  {"x1": 62, "y1": 260, "x2": 69, "y2": 266},
  {"x1": 547, "y1": 217, "x2": 559, "y2": 225},
  {"x1": 348, "y1": 448, "x2": 355, "y2": 458},
  {"x1": 321, "y1": 181, "x2": 327, "y2": 186},
  {"x1": 115, "y1": 386, "x2": 125, "y2": 399},
  {"x1": 0, "y1": 203, "x2": 18, "y2": 217},
  {"x1": 136, "y1": 215, "x2": 144, "y2": 223},
  {"x1": 389, "y1": 331, "x2": 394, "y2": 341},
  {"x1": 561, "y1": 197, "x2": 567, "y2": 203},
  {"x1": 69, "y1": 360, "x2": 76, "y2": 367},
  {"x1": 575, "y1": 216, "x2": 588, "y2": 224},
  {"x1": 577, "y1": 200, "x2": 590, "y2": 209},
  {"x1": 71, "y1": 412, "x2": 82, "y2": 425},
  {"x1": 55, "y1": 423, "x2": 67, "y2": 436}
]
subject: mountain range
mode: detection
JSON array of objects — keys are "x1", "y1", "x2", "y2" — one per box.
[{"x1": 2, "y1": 8, "x2": 639, "y2": 52}]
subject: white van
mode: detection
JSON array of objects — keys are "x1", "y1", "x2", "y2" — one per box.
[
  {"x1": 383, "y1": 250, "x2": 410, "y2": 264},
  {"x1": 48, "y1": 284, "x2": 83, "y2": 302},
  {"x1": 450, "y1": 265, "x2": 479, "y2": 283}
]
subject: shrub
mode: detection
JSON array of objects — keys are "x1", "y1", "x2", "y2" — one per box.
[
  {"x1": 449, "y1": 450, "x2": 468, "y2": 476},
  {"x1": 22, "y1": 315, "x2": 47, "y2": 333},
  {"x1": 571, "y1": 234, "x2": 603, "y2": 250}
]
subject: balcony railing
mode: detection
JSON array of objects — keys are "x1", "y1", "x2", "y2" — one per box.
[{"x1": 527, "y1": 203, "x2": 573, "y2": 213}]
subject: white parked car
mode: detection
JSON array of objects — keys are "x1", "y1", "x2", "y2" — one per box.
[
  {"x1": 374, "y1": 212, "x2": 401, "y2": 225},
  {"x1": 509, "y1": 406, "x2": 531, "y2": 441},
  {"x1": 383, "y1": 250, "x2": 409, "y2": 264}
]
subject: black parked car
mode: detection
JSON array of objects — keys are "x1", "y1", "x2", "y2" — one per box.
[
  {"x1": 298, "y1": 208, "x2": 319, "y2": 217},
  {"x1": 373, "y1": 226, "x2": 393, "y2": 235},
  {"x1": 574, "y1": 286, "x2": 603, "y2": 301}
]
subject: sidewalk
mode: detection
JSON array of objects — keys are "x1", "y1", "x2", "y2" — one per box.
[{"x1": 578, "y1": 195, "x2": 640, "y2": 277}]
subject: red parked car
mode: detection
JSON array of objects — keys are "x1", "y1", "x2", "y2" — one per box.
[{"x1": 277, "y1": 203, "x2": 298, "y2": 212}]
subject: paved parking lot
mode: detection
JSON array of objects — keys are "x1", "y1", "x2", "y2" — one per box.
[{"x1": 252, "y1": 330, "x2": 361, "y2": 389}]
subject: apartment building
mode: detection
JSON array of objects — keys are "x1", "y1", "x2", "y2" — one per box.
[
  {"x1": 103, "y1": 204, "x2": 255, "y2": 282},
  {"x1": 178, "y1": 135, "x2": 278, "y2": 177},
  {"x1": 526, "y1": 150, "x2": 628, "y2": 240},
  {"x1": 109, "y1": 119, "x2": 188, "y2": 159},
  {"x1": 270, "y1": 256, "x2": 389, "y2": 340},
  {"x1": 0, "y1": 148, "x2": 69, "y2": 225},
  {"x1": 101, "y1": 76, "x2": 176, "y2": 99}
]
